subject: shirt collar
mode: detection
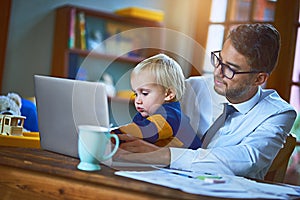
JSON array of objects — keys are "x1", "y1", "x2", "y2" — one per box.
[{"x1": 229, "y1": 86, "x2": 261, "y2": 115}]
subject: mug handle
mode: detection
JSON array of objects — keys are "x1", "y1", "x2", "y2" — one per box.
[{"x1": 102, "y1": 133, "x2": 119, "y2": 160}]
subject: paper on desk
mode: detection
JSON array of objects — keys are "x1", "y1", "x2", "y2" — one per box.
[{"x1": 115, "y1": 169, "x2": 300, "y2": 199}]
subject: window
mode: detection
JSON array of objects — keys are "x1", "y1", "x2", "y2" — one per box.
[
  {"x1": 203, "y1": 0, "x2": 277, "y2": 74},
  {"x1": 290, "y1": 6, "x2": 300, "y2": 111}
]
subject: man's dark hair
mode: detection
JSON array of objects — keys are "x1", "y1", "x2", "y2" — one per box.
[{"x1": 228, "y1": 23, "x2": 280, "y2": 74}]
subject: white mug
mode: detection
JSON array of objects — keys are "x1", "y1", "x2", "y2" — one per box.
[{"x1": 77, "y1": 125, "x2": 119, "y2": 171}]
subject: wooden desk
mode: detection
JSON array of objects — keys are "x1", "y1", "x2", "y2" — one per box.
[{"x1": 0, "y1": 146, "x2": 231, "y2": 200}]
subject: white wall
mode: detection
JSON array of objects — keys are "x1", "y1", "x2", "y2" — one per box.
[{"x1": 3, "y1": 0, "x2": 201, "y2": 97}]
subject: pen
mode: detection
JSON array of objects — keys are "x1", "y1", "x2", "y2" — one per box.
[
  {"x1": 203, "y1": 178, "x2": 226, "y2": 183},
  {"x1": 166, "y1": 171, "x2": 225, "y2": 183},
  {"x1": 154, "y1": 167, "x2": 225, "y2": 183},
  {"x1": 168, "y1": 171, "x2": 194, "y2": 178},
  {"x1": 152, "y1": 166, "x2": 194, "y2": 178},
  {"x1": 196, "y1": 175, "x2": 222, "y2": 180}
]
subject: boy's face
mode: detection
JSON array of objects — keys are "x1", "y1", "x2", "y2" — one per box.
[{"x1": 130, "y1": 70, "x2": 167, "y2": 118}]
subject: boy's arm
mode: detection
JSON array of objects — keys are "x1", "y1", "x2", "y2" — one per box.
[{"x1": 113, "y1": 114, "x2": 174, "y2": 143}]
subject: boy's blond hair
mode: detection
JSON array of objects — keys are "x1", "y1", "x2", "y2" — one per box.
[{"x1": 131, "y1": 53, "x2": 185, "y2": 101}]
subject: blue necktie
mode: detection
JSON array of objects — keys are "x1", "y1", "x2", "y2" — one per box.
[{"x1": 201, "y1": 104, "x2": 236, "y2": 148}]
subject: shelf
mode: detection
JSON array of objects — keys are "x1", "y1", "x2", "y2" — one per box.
[
  {"x1": 72, "y1": 5, "x2": 163, "y2": 27},
  {"x1": 0, "y1": 132, "x2": 40, "y2": 148},
  {"x1": 109, "y1": 96, "x2": 133, "y2": 103},
  {"x1": 68, "y1": 48, "x2": 145, "y2": 63},
  {"x1": 51, "y1": 5, "x2": 164, "y2": 79}
]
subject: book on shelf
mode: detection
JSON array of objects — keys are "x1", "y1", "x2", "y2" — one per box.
[
  {"x1": 68, "y1": 7, "x2": 76, "y2": 49},
  {"x1": 77, "y1": 11, "x2": 87, "y2": 50},
  {"x1": 69, "y1": 8, "x2": 150, "y2": 57}
]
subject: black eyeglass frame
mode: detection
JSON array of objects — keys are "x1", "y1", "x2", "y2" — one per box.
[{"x1": 211, "y1": 50, "x2": 262, "y2": 79}]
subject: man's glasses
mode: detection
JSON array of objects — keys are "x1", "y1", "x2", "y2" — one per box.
[{"x1": 211, "y1": 50, "x2": 261, "y2": 79}]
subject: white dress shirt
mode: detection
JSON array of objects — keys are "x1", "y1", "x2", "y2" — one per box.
[
  {"x1": 174, "y1": 76, "x2": 296, "y2": 180},
  {"x1": 180, "y1": 76, "x2": 227, "y2": 138}
]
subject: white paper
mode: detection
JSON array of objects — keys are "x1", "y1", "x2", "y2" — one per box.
[{"x1": 115, "y1": 168, "x2": 300, "y2": 199}]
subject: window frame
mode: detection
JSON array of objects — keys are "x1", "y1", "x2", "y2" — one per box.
[{"x1": 193, "y1": 0, "x2": 299, "y2": 104}]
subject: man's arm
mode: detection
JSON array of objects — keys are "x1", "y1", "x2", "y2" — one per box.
[
  {"x1": 115, "y1": 109, "x2": 296, "y2": 179},
  {"x1": 115, "y1": 134, "x2": 171, "y2": 166},
  {"x1": 169, "y1": 109, "x2": 296, "y2": 179}
]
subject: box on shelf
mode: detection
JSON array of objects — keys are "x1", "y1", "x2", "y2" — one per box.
[
  {"x1": 117, "y1": 90, "x2": 135, "y2": 100},
  {"x1": 115, "y1": 7, "x2": 164, "y2": 22}
]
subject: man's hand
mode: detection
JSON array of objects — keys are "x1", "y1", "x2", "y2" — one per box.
[
  {"x1": 114, "y1": 134, "x2": 171, "y2": 166},
  {"x1": 118, "y1": 134, "x2": 159, "y2": 152}
]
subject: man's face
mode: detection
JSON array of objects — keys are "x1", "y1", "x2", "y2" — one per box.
[{"x1": 213, "y1": 39, "x2": 259, "y2": 104}]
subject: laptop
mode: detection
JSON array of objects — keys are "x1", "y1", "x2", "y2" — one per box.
[
  {"x1": 34, "y1": 75, "x2": 110, "y2": 157},
  {"x1": 34, "y1": 75, "x2": 162, "y2": 169}
]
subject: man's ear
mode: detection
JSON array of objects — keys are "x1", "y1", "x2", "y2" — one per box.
[
  {"x1": 164, "y1": 88, "x2": 176, "y2": 102},
  {"x1": 254, "y1": 72, "x2": 269, "y2": 86}
]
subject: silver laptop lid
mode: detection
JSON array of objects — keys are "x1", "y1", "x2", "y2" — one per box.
[{"x1": 34, "y1": 75, "x2": 109, "y2": 158}]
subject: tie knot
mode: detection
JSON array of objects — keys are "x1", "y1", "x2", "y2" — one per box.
[{"x1": 225, "y1": 104, "x2": 236, "y2": 117}]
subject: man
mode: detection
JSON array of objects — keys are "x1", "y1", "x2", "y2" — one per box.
[{"x1": 115, "y1": 24, "x2": 297, "y2": 180}]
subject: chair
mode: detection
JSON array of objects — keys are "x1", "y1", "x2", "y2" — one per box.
[{"x1": 264, "y1": 133, "x2": 297, "y2": 182}]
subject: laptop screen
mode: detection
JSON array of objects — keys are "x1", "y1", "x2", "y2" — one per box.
[{"x1": 34, "y1": 75, "x2": 109, "y2": 158}]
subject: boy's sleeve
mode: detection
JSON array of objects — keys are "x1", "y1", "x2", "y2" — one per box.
[
  {"x1": 113, "y1": 114, "x2": 174, "y2": 144},
  {"x1": 116, "y1": 122, "x2": 144, "y2": 138}
]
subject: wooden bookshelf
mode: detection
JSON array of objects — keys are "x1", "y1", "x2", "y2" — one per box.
[
  {"x1": 0, "y1": 0, "x2": 12, "y2": 93},
  {"x1": 67, "y1": 49, "x2": 145, "y2": 63},
  {"x1": 51, "y1": 5, "x2": 164, "y2": 81}
]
